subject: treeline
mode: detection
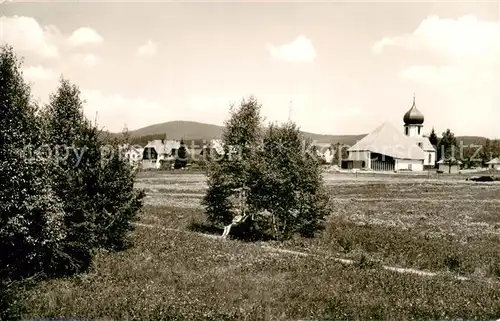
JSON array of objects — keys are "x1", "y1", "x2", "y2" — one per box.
[
  {"x1": 430, "y1": 128, "x2": 500, "y2": 168},
  {"x1": 0, "y1": 46, "x2": 144, "y2": 320}
]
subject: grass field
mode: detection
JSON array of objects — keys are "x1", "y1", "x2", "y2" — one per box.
[{"x1": 20, "y1": 171, "x2": 500, "y2": 321}]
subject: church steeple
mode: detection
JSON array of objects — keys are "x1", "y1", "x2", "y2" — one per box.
[
  {"x1": 403, "y1": 94, "x2": 424, "y2": 137},
  {"x1": 403, "y1": 94, "x2": 424, "y2": 125}
]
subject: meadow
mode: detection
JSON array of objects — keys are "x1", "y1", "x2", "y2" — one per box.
[{"x1": 20, "y1": 171, "x2": 500, "y2": 321}]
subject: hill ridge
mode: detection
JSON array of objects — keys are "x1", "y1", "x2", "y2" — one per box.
[{"x1": 111, "y1": 120, "x2": 490, "y2": 146}]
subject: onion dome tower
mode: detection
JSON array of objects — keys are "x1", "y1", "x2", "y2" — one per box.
[{"x1": 403, "y1": 94, "x2": 424, "y2": 137}]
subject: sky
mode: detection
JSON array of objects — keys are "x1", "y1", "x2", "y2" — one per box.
[{"x1": 1, "y1": 1, "x2": 499, "y2": 138}]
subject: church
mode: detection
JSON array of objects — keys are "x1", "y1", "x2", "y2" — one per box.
[{"x1": 346, "y1": 96, "x2": 436, "y2": 171}]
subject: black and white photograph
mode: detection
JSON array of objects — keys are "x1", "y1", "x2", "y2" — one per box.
[{"x1": 1, "y1": 1, "x2": 500, "y2": 320}]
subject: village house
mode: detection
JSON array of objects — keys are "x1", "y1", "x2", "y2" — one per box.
[
  {"x1": 486, "y1": 157, "x2": 500, "y2": 170},
  {"x1": 141, "y1": 139, "x2": 182, "y2": 169},
  {"x1": 436, "y1": 158, "x2": 462, "y2": 174},
  {"x1": 121, "y1": 144, "x2": 144, "y2": 168}
]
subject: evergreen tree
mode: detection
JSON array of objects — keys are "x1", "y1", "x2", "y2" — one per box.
[
  {"x1": 0, "y1": 45, "x2": 66, "y2": 280},
  {"x1": 0, "y1": 45, "x2": 66, "y2": 320},
  {"x1": 174, "y1": 139, "x2": 188, "y2": 169},
  {"x1": 429, "y1": 127, "x2": 439, "y2": 147},
  {"x1": 41, "y1": 78, "x2": 101, "y2": 273},
  {"x1": 480, "y1": 139, "x2": 493, "y2": 166},
  {"x1": 42, "y1": 78, "x2": 145, "y2": 272}
]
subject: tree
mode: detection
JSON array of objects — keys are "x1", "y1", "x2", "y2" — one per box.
[
  {"x1": 0, "y1": 45, "x2": 66, "y2": 320},
  {"x1": 331, "y1": 142, "x2": 348, "y2": 167},
  {"x1": 248, "y1": 122, "x2": 330, "y2": 239},
  {"x1": 438, "y1": 129, "x2": 459, "y2": 174},
  {"x1": 429, "y1": 127, "x2": 439, "y2": 147},
  {"x1": 174, "y1": 139, "x2": 188, "y2": 169},
  {"x1": 42, "y1": 78, "x2": 145, "y2": 272},
  {"x1": 203, "y1": 97, "x2": 329, "y2": 241},
  {"x1": 479, "y1": 139, "x2": 493, "y2": 167},
  {"x1": 202, "y1": 96, "x2": 263, "y2": 227}
]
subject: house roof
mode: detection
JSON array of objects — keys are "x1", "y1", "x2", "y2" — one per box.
[
  {"x1": 436, "y1": 158, "x2": 463, "y2": 165},
  {"x1": 348, "y1": 122, "x2": 425, "y2": 160},
  {"x1": 120, "y1": 144, "x2": 143, "y2": 154},
  {"x1": 486, "y1": 157, "x2": 500, "y2": 164},
  {"x1": 144, "y1": 140, "x2": 181, "y2": 154}
]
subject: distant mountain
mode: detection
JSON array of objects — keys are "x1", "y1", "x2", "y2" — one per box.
[
  {"x1": 129, "y1": 121, "x2": 223, "y2": 140},
  {"x1": 108, "y1": 120, "x2": 490, "y2": 147}
]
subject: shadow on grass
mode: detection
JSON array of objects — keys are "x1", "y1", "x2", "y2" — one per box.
[{"x1": 188, "y1": 220, "x2": 274, "y2": 243}]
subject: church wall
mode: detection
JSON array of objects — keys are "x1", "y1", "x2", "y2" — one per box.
[
  {"x1": 423, "y1": 151, "x2": 436, "y2": 166},
  {"x1": 395, "y1": 158, "x2": 424, "y2": 171}
]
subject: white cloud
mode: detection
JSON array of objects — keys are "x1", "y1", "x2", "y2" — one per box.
[
  {"x1": 68, "y1": 27, "x2": 103, "y2": 47},
  {"x1": 136, "y1": 39, "x2": 158, "y2": 57},
  {"x1": 399, "y1": 65, "x2": 467, "y2": 87},
  {"x1": 372, "y1": 15, "x2": 500, "y2": 62},
  {"x1": 0, "y1": 15, "x2": 60, "y2": 58},
  {"x1": 82, "y1": 53, "x2": 100, "y2": 66},
  {"x1": 267, "y1": 35, "x2": 316, "y2": 63},
  {"x1": 80, "y1": 89, "x2": 168, "y2": 132},
  {"x1": 21, "y1": 65, "x2": 57, "y2": 82}
]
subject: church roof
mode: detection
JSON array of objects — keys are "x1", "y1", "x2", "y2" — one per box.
[
  {"x1": 348, "y1": 122, "x2": 425, "y2": 160},
  {"x1": 403, "y1": 95, "x2": 424, "y2": 125},
  {"x1": 408, "y1": 136, "x2": 436, "y2": 152}
]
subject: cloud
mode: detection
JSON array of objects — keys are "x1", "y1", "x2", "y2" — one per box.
[
  {"x1": 83, "y1": 54, "x2": 100, "y2": 66},
  {"x1": 68, "y1": 27, "x2": 103, "y2": 47},
  {"x1": 0, "y1": 15, "x2": 60, "y2": 58},
  {"x1": 21, "y1": 65, "x2": 57, "y2": 82},
  {"x1": 80, "y1": 89, "x2": 168, "y2": 132},
  {"x1": 372, "y1": 15, "x2": 500, "y2": 62},
  {"x1": 136, "y1": 39, "x2": 158, "y2": 57},
  {"x1": 267, "y1": 35, "x2": 316, "y2": 63},
  {"x1": 399, "y1": 65, "x2": 467, "y2": 87}
]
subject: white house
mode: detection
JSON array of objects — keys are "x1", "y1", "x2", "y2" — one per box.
[
  {"x1": 437, "y1": 158, "x2": 462, "y2": 174},
  {"x1": 121, "y1": 144, "x2": 144, "y2": 167},
  {"x1": 347, "y1": 96, "x2": 435, "y2": 172},
  {"x1": 141, "y1": 139, "x2": 181, "y2": 169},
  {"x1": 486, "y1": 157, "x2": 500, "y2": 170}
]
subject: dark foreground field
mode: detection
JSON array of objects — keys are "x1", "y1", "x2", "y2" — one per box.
[{"x1": 21, "y1": 172, "x2": 500, "y2": 321}]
